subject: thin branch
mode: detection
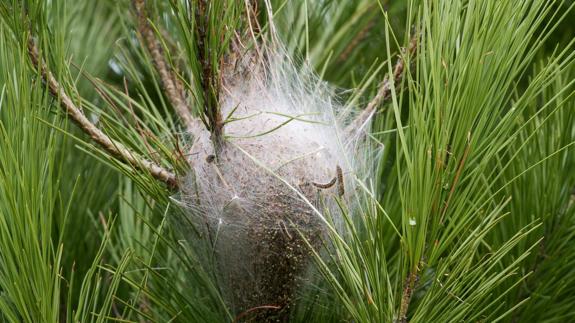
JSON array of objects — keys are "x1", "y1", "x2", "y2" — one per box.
[
  {"x1": 397, "y1": 270, "x2": 419, "y2": 323},
  {"x1": 133, "y1": 0, "x2": 199, "y2": 134},
  {"x1": 346, "y1": 34, "x2": 418, "y2": 135},
  {"x1": 28, "y1": 37, "x2": 178, "y2": 188},
  {"x1": 196, "y1": 0, "x2": 224, "y2": 144}
]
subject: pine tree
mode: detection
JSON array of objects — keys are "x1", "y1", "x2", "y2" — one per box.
[{"x1": 0, "y1": 0, "x2": 574, "y2": 322}]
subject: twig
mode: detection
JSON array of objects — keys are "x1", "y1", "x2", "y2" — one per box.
[
  {"x1": 346, "y1": 34, "x2": 418, "y2": 135},
  {"x1": 133, "y1": 0, "x2": 198, "y2": 134},
  {"x1": 28, "y1": 37, "x2": 178, "y2": 188},
  {"x1": 398, "y1": 270, "x2": 419, "y2": 323},
  {"x1": 196, "y1": 0, "x2": 224, "y2": 144}
]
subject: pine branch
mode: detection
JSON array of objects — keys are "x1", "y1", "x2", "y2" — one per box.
[
  {"x1": 27, "y1": 37, "x2": 178, "y2": 188},
  {"x1": 346, "y1": 34, "x2": 418, "y2": 134},
  {"x1": 132, "y1": 0, "x2": 199, "y2": 134},
  {"x1": 196, "y1": 0, "x2": 224, "y2": 144},
  {"x1": 397, "y1": 270, "x2": 419, "y2": 323}
]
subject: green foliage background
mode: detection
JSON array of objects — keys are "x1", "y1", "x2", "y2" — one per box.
[{"x1": 0, "y1": 0, "x2": 574, "y2": 322}]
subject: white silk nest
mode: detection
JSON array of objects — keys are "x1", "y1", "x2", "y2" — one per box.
[{"x1": 177, "y1": 45, "x2": 368, "y2": 318}]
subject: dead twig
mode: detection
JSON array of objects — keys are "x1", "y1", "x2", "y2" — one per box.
[
  {"x1": 133, "y1": 0, "x2": 198, "y2": 134},
  {"x1": 28, "y1": 37, "x2": 178, "y2": 188}
]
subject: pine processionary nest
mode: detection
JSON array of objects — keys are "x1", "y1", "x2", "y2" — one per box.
[{"x1": 178, "y1": 46, "x2": 363, "y2": 320}]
